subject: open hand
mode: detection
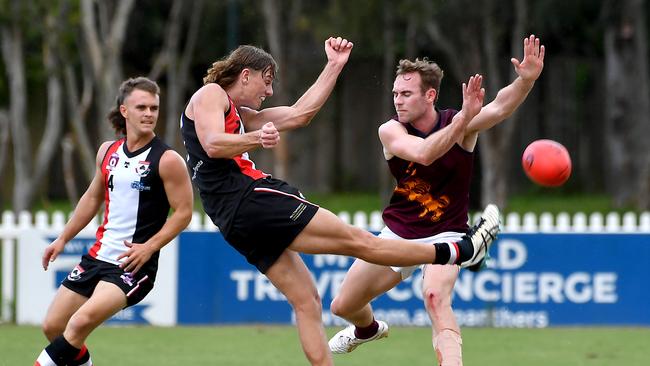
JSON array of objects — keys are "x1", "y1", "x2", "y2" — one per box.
[
  {"x1": 511, "y1": 34, "x2": 545, "y2": 82},
  {"x1": 460, "y1": 74, "x2": 485, "y2": 123}
]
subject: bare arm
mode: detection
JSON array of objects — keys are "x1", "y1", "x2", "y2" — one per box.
[
  {"x1": 191, "y1": 84, "x2": 279, "y2": 158},
  {"x1": 380, "y1": 75, "x2": 485, "y2": 165},
  {"x1": 117, "y1": 149, "x2": 194, "y2": 274},
  {"x1": 42, "y1": 141, "x2": 112, "y2": 270},
  {"x1": 240, "y1": 37, "x2": 354, "y2": 132},
  {"x1": 463, "y1": 35, "x2": 545, "y2": 147}
]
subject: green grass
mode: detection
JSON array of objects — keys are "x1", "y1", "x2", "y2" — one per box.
[{"x1": 4, "y1": 325, "x2": 648, "y2": 365}]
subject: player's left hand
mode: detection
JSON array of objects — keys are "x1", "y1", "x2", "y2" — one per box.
[
  {"x1": 511, "y1": 34, "x2": 545, "y2": 82},
  {"x1": 461, "y1": 74, "x2": 485, "y2": 121},
  {"x1": 325, "y1": 36, "x2": 353, "y2": 66},
  {"x1": 117, "y1": 240, "x2": 155, "y2": 274}
]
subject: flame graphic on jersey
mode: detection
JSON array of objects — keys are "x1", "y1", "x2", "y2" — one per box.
[{"x1": 394, "y1": 163, "x2": 449, "y2": 222}]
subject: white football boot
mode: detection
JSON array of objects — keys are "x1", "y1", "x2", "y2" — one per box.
[
  {"x1": 460, "y1": 204, "x2": 500, "y2": 269},
  {"x1": 329, "y1": 320, "x2": 389, "y2": 354}
]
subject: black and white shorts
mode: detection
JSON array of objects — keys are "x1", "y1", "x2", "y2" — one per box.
[
  {"x1": 224, "y1": 178, "x2": 319, "y2": 273},
  {"x1": 61, "y1": 254, "x2": 155, "y2": 307}
]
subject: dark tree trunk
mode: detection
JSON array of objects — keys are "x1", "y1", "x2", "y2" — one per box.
[{"x1": 603, "y1": 0, "x2": 650, "y2": 208}]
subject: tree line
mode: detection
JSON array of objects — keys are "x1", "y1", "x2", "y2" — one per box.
[{"x1": 0, "y1": 0, "x2": 648, "y2": 212}]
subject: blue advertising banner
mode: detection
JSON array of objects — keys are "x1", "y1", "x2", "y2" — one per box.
[{"x1": 177, "y1": 232, "x2": 650, "y2": 327}]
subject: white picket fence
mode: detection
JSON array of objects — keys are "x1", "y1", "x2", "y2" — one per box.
[
  {"x1": 1, "y1": 209, "x2": 650, "y2": 234},
  {"x1": 1, "y1": 209, "x2": 649, "y2": 323}
]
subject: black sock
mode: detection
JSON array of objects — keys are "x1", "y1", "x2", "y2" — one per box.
[
  {"x1": 456, "y1": 237, "x2": 474, "y2": 263},
  {"x1": 433, "y1": 239, "x2": 474, "y2": 265},
  {"x1": 45, "y1": 335, "x2": 81, "y2": 365},
  {"x1": 433, "y1": 243, "x2": 452, "y2": 264},
  {"x1": 354, "y1": 319, "x2": 379, "y2": 339}
]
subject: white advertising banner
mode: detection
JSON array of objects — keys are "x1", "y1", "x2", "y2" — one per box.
[{"x1": 16, "y1": 230, "x2": 178, "y2": 326}]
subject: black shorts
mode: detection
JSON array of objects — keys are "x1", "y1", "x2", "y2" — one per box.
[
  {"x1": 61, "y1": 255, "x2": 155, "y2": 307},
  {"x1": 224, "y1": 178, "x2": 319, "y2": 273}
]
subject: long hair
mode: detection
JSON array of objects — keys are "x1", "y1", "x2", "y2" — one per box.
[
  {"x1": 107, "y1": 77, "x2": 160, "y2": 136},
  {"x1": 396, "y1": 58, "x2": 444, "y2": 100},
  {"x1": 203, "y1": 45, "x2": 278, "y2": 88}
]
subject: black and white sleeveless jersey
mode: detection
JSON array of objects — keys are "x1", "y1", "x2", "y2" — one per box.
[{"x1": 89, "y1": 136, "x2": 171, "y2": 271}]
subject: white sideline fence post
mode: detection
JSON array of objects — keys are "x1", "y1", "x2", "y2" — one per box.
[{"x1": 1, "y1": 209, "x2": 649, "y2": 325}]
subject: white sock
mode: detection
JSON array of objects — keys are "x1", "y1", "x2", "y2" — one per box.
[{"x1": 35, "y1": 349, "x2": 59, "y2": 366}]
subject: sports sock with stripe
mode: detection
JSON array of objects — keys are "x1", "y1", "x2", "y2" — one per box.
[
  {"x1": 35, "y1": 335, "x2": 80, "y2": 366},
  {"x1": 433, "y1": 239, "x2": 473, "y2": 265},
  {"x1": 69, "y1": 344, "x2": 93, "y2": 366}
]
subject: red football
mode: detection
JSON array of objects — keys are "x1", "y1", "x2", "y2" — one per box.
[{"x1": 522, "y1": 139, "x2": 572, "y2": 187}]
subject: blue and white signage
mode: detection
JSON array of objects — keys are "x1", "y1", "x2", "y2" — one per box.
[
  {"x1": 16, "y1": 230, "x2": 178, "y2": 325},
  {"x1": 176, "y1": 232, "x2": 650, "y2": 327}
]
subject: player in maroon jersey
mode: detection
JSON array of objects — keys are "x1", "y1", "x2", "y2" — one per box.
[
  {"x1": 35, "y1": 77, "x2": 193, "y2": 366},
  {"x1": 181, "y1": 37, "x2": 498, "y2": 365},
  {"x1": 329, "y1": 35, "x2": 545, "y2": 365}
]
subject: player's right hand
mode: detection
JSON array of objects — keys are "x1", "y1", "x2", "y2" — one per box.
[
  {"x1": 325, "y1": 36, "x2": 353, "y2": 66},
  {"x1": 42, "y1": 239, "x2": 65, "y2": 271},
  {"x1": 260, "y1": 122, "x2": 280, "y2": 148}
]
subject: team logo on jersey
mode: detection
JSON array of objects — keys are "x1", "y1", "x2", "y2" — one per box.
[
  {"x1": 67, "y1": 264, "x2": 85, "y2": 281},
  {"x1": 135, "y1": 161, "x2": 151, "y2": 177},
  {"x1": 123, "y1": 161, "x2": 130, "y2": 168},
  {"x1": 106, "y1": 153, "x2": 120, "y2": 171},
  {"x1": 120, "y1": 273, "x2": 135, "y2": 287},
  {"x1": 131, "y1": 181, "x2": 151, "y2": 191}
]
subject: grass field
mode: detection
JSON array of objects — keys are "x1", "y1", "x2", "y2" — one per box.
[{"x1": 3, "y1": 325, "x2": 648, "y2": 365}]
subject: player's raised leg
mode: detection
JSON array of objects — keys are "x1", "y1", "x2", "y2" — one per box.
[{"x1": 289, "y1": 207, "x2": 495, "y2": 268}]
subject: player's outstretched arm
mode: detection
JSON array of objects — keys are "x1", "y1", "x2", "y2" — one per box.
[
  {"x1": 379, "y1": 74, "x2": 484, "y2": 165},
  {"x1": 240, "y1": 36, "x2": 354, "y2": 132},
  {"x1": 42, "y1": 141, "x2": 111, "y2": 270},
  {"x1": 465, "y1": 34, "x2": 545, "y2": 134}
]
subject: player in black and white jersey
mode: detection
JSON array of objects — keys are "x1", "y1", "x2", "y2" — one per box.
[
  {"x1": 182, "y1": 37, "x2": 497, "y2": 366},
  {"x1": 35, "y1": 77, "x2": 193, "y2": 366}
]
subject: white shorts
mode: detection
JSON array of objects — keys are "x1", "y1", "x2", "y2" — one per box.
[{"x1": 379, "y1": 226, "x2": 464, "y2": 280}]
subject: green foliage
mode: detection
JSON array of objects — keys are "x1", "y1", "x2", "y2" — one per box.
[
  {"x1": 304, "y1": 191, "x2": 382, "y2": 213},
  {"x1": 2, "y1": 325, "x2": 648, "y2": 365},
  {"x1": 14, "y1": 192, "x2": 632, "y2": 215},
  {"x1": 505, "y1": 192, "x2": 632, "y2": 215},
  {"x1": 302, "y1": 191, "x2": 629, "y2": 215}
]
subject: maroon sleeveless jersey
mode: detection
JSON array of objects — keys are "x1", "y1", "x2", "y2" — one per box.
[{"x1": 382, "y1": 108, "x2": 474, "y2": 239}]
